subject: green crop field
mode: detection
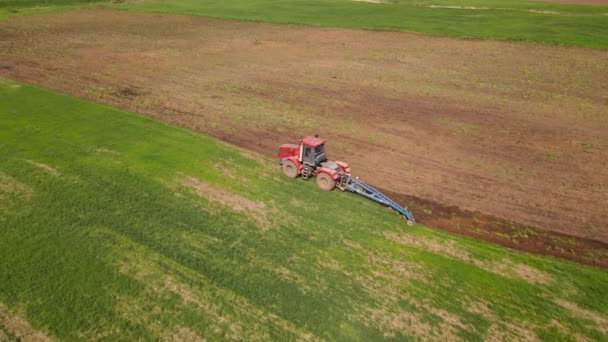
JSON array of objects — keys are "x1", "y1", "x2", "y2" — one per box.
[
  {"x1": 0, "y1": 0, "x2": 103, "y2": 19},
  {"x1": 0, "y1": 0, "x2": 99, "y2": 6},
  {"x1": 1, "y1": 0, "x2": 607, "y2": 48},
  {"x1": 1, "y1": 79, "x2": 607, "y2": 340},
  {"x1": 110, "y1": 0, "x2": 608, "y2": 48},
  {"x1": 1, "y1": 0, "x2": 607, "y2": 339}
]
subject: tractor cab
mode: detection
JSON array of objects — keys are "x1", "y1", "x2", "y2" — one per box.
[
  {"x1": 276, "y1": 135, "x2": 327, "y2": 166},
  {"x1": 301, "y1": 135, "x2": 327, "y2": 166}
]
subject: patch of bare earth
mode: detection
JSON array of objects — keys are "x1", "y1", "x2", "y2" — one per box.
[
  {"x1": 467, "y1": 298, "x2": 598, "y2": 340},
  {"x1": 0, "y1": 171, "x2": 32, "y2": 198},
  {"x1": 549, "y1": 320, "x2": 590, "y2": 342},
  {"x1": 180, "y1": 176, "x2": 271, "y2": 228},
  {"x1": 385, "y1": 232, "x2": 553, "y2": 285},
  {"x1": 24, "y1": 160, "x2": 59, "y2": 176},
  {"x1": 161, "y1": 276, "x2": 242, "y2": 341},
  {"x1": 1, "y1": 9, "x2": 607, "y2": 265},
  {"x1": 369, "y1": 310, "x2": 432, "y2": 338},
  {"x1": 94, "y1": 147, "x2": 119, "y2": 154},
  {"x1": 340, "y1": 240, "x2": 470, "y2": 339},
  {"x1": 365, "y1": 289, "x2": 471, "y2": 339},
  {"x1": 467, "y1": 301, "x2": 540, "y2": 341},
  {"x1": 0, "y1": 304, "x2": 52, "y2": 341},
  {"x1": 166, "y1": 326, "x2": 206, "y2": 342},
  {"x1": 485, "y1": 322, "x2": 539, "y2": 342},
  {"x1": 0, "y1": 171, "x2": 32, "y2": 218},
  {"x1": 111, "y1": 231, "x2": 319, "y2": 341},
  {"x1": 555, "y1": 299, "x2": 608, "y2": 335},
  {"x1": 511, "y1": 263, "x2": 552, "y2": 285},
  {"x1": 212, "y1": 162, "x2": 238, "y2": 180}
]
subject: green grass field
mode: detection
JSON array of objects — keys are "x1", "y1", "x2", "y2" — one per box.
[
  {"x1": 1, "y1": 0, "x2": 607, "y2": 48},
  {"x1": 0, "y1": 0, "x2": 103, "y2": 19},
  {"x1": 0, "y1": 0, "x2": 100, "y2": 6},
  {"x1": 1, "y1": 79, "x2": 607, "y2": 340},
  {"x1": 107, "y1": 0, "x2": 607, "y2": 49}
]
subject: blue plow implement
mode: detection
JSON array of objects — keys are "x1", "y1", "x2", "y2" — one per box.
[{"x1": 338, "y1": 175, "x2": 416, "y2": 226}]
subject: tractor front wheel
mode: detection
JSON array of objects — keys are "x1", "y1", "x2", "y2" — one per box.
[
  {"x1": 281, "y1": 160, "x2": 299, "y2": 178},
  {"x1": 316, "y1": 173, "x2": 336, "y2": 191}
]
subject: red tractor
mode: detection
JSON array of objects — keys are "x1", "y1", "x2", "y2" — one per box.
[
  {"x1": 277, "y1": 135, "x2": 416, "y2": 225},
  {"x1": 277, "y1": 135, "x2": 350, "y2": 191}
]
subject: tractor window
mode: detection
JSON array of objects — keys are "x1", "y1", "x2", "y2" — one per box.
[
  {"x1": 304, "y1": 146, "x2": 312, "y2": 158},
  {"x1": 315, "y1": 144, "x2": 325, "y2": 155}
]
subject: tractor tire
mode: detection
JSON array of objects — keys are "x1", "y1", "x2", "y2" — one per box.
[
  {"x1": 316, "y1": 173, "x2": 336, "y2": 191},
  {"x1": 281, "y1": 160, "x2": 299, "y2": 179}
]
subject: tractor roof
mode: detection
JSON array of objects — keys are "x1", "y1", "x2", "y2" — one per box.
[{"x1": 302, "y1": 136, "x2": 325, "y2": 147}]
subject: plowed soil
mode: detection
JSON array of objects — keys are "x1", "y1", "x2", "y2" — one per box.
[{"x1": 1, "y1": 9, "x2": 607, "y2": 265}]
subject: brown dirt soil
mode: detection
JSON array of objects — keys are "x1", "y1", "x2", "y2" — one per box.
[
  {"x1": 0, "y1": 304, "x2": 52, "y2": 341},
  {"x1": 180, "y1": 176, "x2": 271, "y2": 227},
  {"x1": 555, "y1": 299, "x2": 608, "y2": 334},
  {"x1": 1, "y1": 9, "x2": 607, "y2": 265},
  {"x1": 386, "y1": 231, "x2": 555, "y2": 283}
]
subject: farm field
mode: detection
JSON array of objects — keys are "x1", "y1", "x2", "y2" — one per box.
[
  {"x1": 110, "y1": 0, "x2": 608, "y2": 48},
  {"x1": 1, "y1": 8, "x2": 607, "y2": 253},
  {"x1": 112, "y1": 0, "x2": 608, "y2": 48},
  {"x1": 2, "y1": 0, "x2": 608, "y2": 47},
  {"x1": 1, "y1": 0, "x2": 608, "y2": 340},
  {"x1": 2, "y1": 79, "x2": 608, "y2": 341}
]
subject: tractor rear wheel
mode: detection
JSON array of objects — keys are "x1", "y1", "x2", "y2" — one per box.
[
  {"x1": 316, "y1": 173, "x2": 336, "y2": 191},
  {"x1": 281, "y1": 160, "x2": 299, "y2": 178}
]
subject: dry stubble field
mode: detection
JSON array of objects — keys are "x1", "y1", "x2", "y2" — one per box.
[{"x1": 1, "y1": 9, "x2": 607, "y2": 252}]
